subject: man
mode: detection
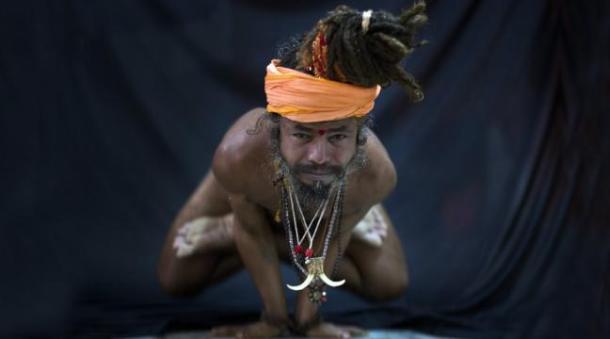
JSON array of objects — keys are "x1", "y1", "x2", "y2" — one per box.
[{"x1": 158, "y1": 3, "x2": 427, "y2": 337}]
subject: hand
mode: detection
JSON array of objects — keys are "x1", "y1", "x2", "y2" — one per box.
[
  {"x1": 209, "y1": 321, "x2": 285, "y2": 338},
  {"x1": 305, "y1": 322, "x2": 367, "y2": 338}
]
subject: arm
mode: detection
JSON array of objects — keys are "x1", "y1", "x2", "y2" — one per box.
[
  {"x1": 229, "y1": 193, "x2": 290, "y2": 325},
  {"x1": 294, "y1": 210, "x2": 368, "y2": 330}
]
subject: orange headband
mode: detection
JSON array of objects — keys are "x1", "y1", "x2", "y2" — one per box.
[{"x1": 264, "y1": 59, "x2": 381, "y2": 123}]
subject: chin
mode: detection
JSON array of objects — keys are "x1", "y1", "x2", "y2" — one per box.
[{"x1": 298, "y1": 175, "x2": 335, "y2": 187}]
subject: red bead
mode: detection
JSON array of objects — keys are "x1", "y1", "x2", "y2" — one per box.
[
  {"x1": 294, "y1": 245, "x2": 303, "y2": 254},
  {"x1": 305, "y1": 248, "x2": 313, "y2": 258}
]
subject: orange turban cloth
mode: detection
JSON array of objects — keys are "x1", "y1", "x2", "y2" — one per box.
[{"x1": 264, "y1": 59, "x2": 381, "y2": 123}]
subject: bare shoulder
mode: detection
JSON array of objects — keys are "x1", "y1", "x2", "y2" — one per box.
[
  {"x1": 362, "y1": 129, "x2": 397, "y2": 199},
  {"x1": 212, "y1": 107, "x2": 272, "y2": 194},
  {"x1": 345, "y1": 129, "x2": 397, "y2": 213}
]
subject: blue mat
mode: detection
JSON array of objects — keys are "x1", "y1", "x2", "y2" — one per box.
[{"x1": 123, "y1": 329, "x2": 461, "y2": 339}]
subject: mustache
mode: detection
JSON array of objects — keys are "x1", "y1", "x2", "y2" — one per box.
[{"x1": 292, "y1": 164, "x2": 343, "y2": 176}]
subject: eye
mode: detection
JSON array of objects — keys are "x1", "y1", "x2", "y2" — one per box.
[
  {"x1": 329, "y1": 134, "x2": 348, "y2": 142},
  {"x1": 292, "y1": 132, "x2": 311, "y2": 140}
]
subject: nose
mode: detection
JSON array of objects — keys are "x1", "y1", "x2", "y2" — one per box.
[{"x1": 306, "y1": 138, "x2": 330, "y2": 165}]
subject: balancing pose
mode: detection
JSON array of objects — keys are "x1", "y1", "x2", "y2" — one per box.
[{"x1": 158, "y1": 3, "x2": 427, "y2": 337}]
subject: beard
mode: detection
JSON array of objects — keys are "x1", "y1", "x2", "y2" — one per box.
[
  {"x1": 291, "y1": 174, "x2": 334, "y2": 216},
  {"x1": 272, "y1": 156, "x2": 343, "y2": 217}
]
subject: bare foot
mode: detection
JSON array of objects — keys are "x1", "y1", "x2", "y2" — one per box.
[
  {"x1": 210, "y1": 321, "x2": 284, "y2": 338},
  {"x1": 352, "y1": 205, "x2": 388, "y2": 247},
  {"x1": 306, "y1": 322, "x2": 367, "y2": 338},
  {"x1": 173, "y1": 214, "x2": 234, "y2": 257}
]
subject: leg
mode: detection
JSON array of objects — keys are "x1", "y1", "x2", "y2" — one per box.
[
  {"x1": 337, "y1": 205, "x2": 409, "y2": 301},
  {"x1": 157, "y1": 170, "x2": 243, "y2": 297}
]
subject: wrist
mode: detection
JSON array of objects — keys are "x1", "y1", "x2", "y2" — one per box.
[
  {"x1": 260, "y1": 310, "x2": 292, "y2": 334},
  {"x1": 293, "y1": 312, "x2": 323, "y2": 335},
  {"x1": 295, "y1": 288, "x2": 320, "y2": 322}
]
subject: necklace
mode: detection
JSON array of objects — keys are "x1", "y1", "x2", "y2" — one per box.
[
  {"x1": 288, "y1": 181, "x2": 330, "y2": 258},
  {"x1": 281, "y1": 177, "x2": 346, "y2": 304}
]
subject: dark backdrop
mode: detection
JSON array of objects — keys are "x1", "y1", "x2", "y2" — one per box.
[{"x1": 1, "y1": 0, "x2": 608, "y2": 338}]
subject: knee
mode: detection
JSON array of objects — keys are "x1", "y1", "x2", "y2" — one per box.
[
  {"x1": 363, "y1": 270, "x2": 408, "y2": 302},
  {"x1": 157, "y1": 267, "x2": 204, "y2": 298}
]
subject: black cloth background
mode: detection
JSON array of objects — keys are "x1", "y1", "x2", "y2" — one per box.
[{"x1": 1, "y1": 0, "x2": 608, "y2": 338}]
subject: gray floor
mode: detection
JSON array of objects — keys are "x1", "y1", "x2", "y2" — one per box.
[{"x1": 123, "y1": 329, "x2": 461, "y2": 339}]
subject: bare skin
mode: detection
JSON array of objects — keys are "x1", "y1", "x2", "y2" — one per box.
[{"x1": 158, "y1": 108, "x2": 408, "y2": 337}]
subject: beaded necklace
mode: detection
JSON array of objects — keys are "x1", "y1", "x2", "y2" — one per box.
[{"x1": 280, "y1": 177, "x2": 346, "y2": 304}]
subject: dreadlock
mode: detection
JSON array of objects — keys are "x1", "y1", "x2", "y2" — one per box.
[{"x1": 278, "y1": 2, "x2": 428, "y2": 102}]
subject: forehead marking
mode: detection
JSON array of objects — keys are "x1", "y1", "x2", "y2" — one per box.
[{"x1": 317, "y1": 129, "x2": 327, "y2": 136}]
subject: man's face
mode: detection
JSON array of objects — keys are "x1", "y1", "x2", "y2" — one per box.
[{"x1": 279, "y1": 117, "x2": 358, "y2": 187}]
